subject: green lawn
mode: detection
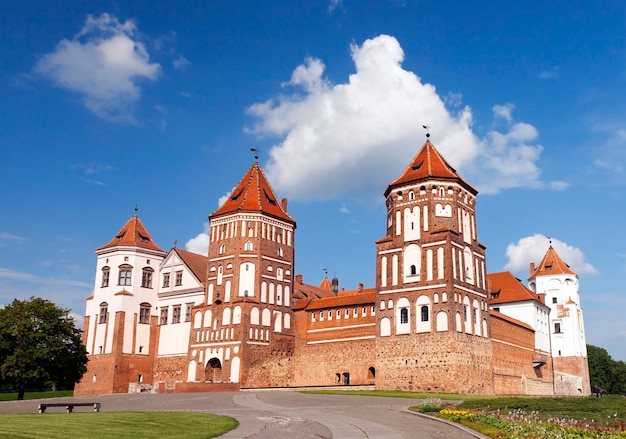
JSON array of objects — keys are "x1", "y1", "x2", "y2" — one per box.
[
  {"x1": 0, "y1": 412, "x2": 238, "y2": 439},
  {"x1": 0, "y1": 391, "x2": 74, "y2": 402}
]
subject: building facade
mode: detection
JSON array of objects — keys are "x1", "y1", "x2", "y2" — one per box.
[{"x1": 75, "y1": 140, "x2": 590, "y2": 397}]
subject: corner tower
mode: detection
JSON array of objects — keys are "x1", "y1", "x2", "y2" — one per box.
[
  {"x1": 374, "y1": 139, "x2": 494, "y2": 394},
  {"x1": 185, "y1": 160, "x2": 296, "y2": 387},
  {"x1": 528, "y1": 245, "x2": 590, "y2": 395},
  {"x1": 75, "y1": 211, "x2": 166, "y2": 395}
]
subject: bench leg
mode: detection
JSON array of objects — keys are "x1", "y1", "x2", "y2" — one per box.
[{"x1": 94, "y1": 403, "x2": 101, "y2": 412}]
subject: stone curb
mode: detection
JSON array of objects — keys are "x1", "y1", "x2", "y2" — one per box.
[{"x1": 405, "y1": 410, "x2": 492, "y2": 439}]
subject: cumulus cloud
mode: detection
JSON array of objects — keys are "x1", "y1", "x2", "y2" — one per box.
[
  {"x1": 185, "y1": 223, "x2": 210, "y2": 255},
  {"x1": 35, "y1": 13, "x2": 160, "y2": 122},
  {"x1": 504, "y1": 234, "x2": 598, "y2": 276},
  {"x1": 246, "y1": 35, "x2": 559, "y2": 200}
]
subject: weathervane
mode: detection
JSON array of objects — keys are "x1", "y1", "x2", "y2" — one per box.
[
  {"x1": 323, "y1": 268, "x2": 328, "y2": 277},
  {"x1": 134, "y1": 204, "x2": 139, "y2": 216},
  {"x1": 250, "y1": 147, "x2": 259, "y2": 161},
  {"x1": 422, "y1": 125, "x2": 431, "y2": 139}
]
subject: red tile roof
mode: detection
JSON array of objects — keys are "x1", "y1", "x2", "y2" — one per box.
[
  {"x1": 304, "y1": 289, "x2": 376, "y2": 311},
  {"x1": 175, "y1": 248, "x2": 209, "y2": 287},
  {"x1": 211, "y1": 162, "x2": 295, "y2": 224},
  {"x1": 488, "y1": 271, "x2": 541, "y2": 304},
  {"x1": 97, "y1": 215, "x2": 165, "y2": 253},
  {"x1": 319, "y1": 277, "x2": 333, "y2": 291},
  {"x1": 489, "y1": 309, "x2": 535, "y2": 332},
  {"x1": 386, "y1": 140, "x2": 476, "y2": 195},
  {"x1": 529, "y1": 246, "x2": 576, "y2": 278}
]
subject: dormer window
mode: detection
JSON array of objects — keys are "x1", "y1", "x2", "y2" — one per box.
[
  {"x1": 264, "y1": 190, "x2": 277, "y2": 205},
  {"x1": 138, "y1": 233, "x2": 149, "y2": 243},
  {"x1": 115, "y1": 232, "x2": 125, "y2": 242},
  {"x1": 412, "y1": 161, "x2": 423, "y2": 171}
]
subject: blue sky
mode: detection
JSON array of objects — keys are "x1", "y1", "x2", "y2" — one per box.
[{"x1": 1, "y1": 0, "x2": 625, "y2": 360}]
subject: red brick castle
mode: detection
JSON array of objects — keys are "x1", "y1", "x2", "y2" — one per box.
[{"x1": 75, "y1": 139, "x2": 590, "y2": 396}]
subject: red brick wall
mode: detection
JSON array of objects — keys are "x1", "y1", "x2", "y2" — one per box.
[{"x1": 491, "y1": 314, "x2": 554, "y2": 395}]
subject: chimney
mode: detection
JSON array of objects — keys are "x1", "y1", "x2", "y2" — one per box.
[
  {"x1": 358, "y1": 283, "x2": 363, "y2": 292},
  {"x1": 281, "y1": 198, "x2": 288, "y2": 212},
  {"x1": 295, "y1": 274, "x2": 302, "y2": 285},
  {"x1": 529, "y1": 262, "x2": 535, "y2": 275}
]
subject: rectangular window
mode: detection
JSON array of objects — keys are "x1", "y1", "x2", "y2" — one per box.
[
  {"x1": 99, "y1": 305, "x2": 108, "y2": 324},
  {"x1": 328, "y1": 310, "x2": 332, "y2": 320},
  {"x1": 119, "y1": 268, "x2": 132, "y2": 286},
  {"x1": 400, "y1": 308, "x2": 409, "y2": 324},
  {"x1": 141, "y1": 270, "x2": 153, "y2": 288},
  {"x1": 552, "y1": 297, "x2": 557, "y2": 304},
  {"x1": 160, "y1": 307, "x2": 168, "y2": 325},
  {"x1": 185, "y1": 304, "x2": 193, "y2": 322},
  {"x1": 162, "y1": 272, "x2": 170, "y2": 288},
  {"x1": 175, "y1": 271, "x2": 183, "y2": 286},
  {"x1": 320, "y1": 311, "x2": 324, "y2": 321},
  {"x1": 312, "y1": 312, "x2": 316, "y2": 322},
  {"x1": 554, "y1": 322, "x2": 561, "y2": 333},
  {"x1": 101, "y1": 270, "x2": 110, "y2": 287},
  {"x1": 172, "y1": 305, "x2": 181, "y2": 324},
  {"x1": 139, "y1": 306, "x2": 150, "y2": 324}
]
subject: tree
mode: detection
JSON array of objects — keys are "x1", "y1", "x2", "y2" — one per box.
[
  {"x1": 587, "y1": 344, "x2": 613, "y2": 391},
  {"x1": 0, "y1": 297, "x2": 87, "y2": 400}
]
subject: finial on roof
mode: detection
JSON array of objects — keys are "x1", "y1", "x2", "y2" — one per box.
[
  {"x1": 548, "y1": 236, "x2": 553, "y2": 248},
  {"x1": 422, "y1": 124, "x2": 431, "y2": 140},
  {"x1": 250, "y1": 147, "x2": 259, "y2": 161},
  {"x1": 134, "y1": 204, "x2": 139, "y2": 217},
  {"x1": 173, "y1": 239, "x2": 177, "y2": 248},
  {"x1": 323, "y1": 268, "x2": 328, "y2": 277}
]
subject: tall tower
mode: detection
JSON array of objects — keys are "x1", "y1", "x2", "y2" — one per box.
[
  {"x1": 185, "y1": 160, "x2": 296, "y2": 387},
  {"x1": 375, "y1": 139, "x2": 493, "y2": 394},
  {"x1": 528, "y1": 245, "x2": 590, "y2": 395},
  {"x1": 75, "y1": 212, "x2": 166, "y2": 395}
]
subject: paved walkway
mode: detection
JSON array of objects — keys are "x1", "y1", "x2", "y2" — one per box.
[{"x1": 0, "y1": 390, "x2": 489, "y2": 438}]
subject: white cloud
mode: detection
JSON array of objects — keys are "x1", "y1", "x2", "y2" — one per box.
[
  {"x1": 0, "y1": 232, "x2": 26, "y2": 248},
  {"x1": 327, "y1": 0, "x2": 343, "y2": 13},
  {"x1": 35, "y1": 13, "x2": 160, "y2": 122},
  {"x1": 492, "y1": 103, "x2": 514, "y2": 122},
  {"x1": 185, "y1": 222, "x2": 210, "y2": 255},
  {"x1": 247, "y1": 35, "x2": 557, "y2": 201},
  {"x1": 340, "y1": 203, "x2": 350, "y2": 214},
  {"x1": 504, "y1": 234, "x2": 598, "y2": 276},
  {"x1": 173, "y1": 55, "x2": 191, "y2": 70},
  {"x1": 0, "y1": 267, "x2": 92, "y2": 288}
]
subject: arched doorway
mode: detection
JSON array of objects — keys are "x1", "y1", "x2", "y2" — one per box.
[{"x1": 205, "y1": 358, "x2": 222, "y2": 383}]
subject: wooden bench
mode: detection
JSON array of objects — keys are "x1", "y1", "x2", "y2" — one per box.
[{"x1": 38, "y1": 402, "x2": 101, "y2": 413}]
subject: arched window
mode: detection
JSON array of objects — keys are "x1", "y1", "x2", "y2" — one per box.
[
  {"x1": 99, "y1": 302, "x2": 108, "y2": 324},
  {"x1": 101, "y1": 267, "x2": 110, "y2": 287},
  {"x1": 244, "y1": 241, "x2": 253, "y2": 251},
  {"x1": 139, "y1": 302, "x2": 151, "y2": 324},
  {"x1": 409, "y1": 191, "x2": 415, "y2": 200},
  {"x1": 410, "y1": 265, "x2": 417, "y2": 275},
  {"x1": 219, "y1": 244, "x2": 225, "y2": 254}
]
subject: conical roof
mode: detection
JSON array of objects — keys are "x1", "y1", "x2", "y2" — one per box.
[
  {"x1": 529, "y1": 246, "x2": 576, "y2": 278},
  {"x1": 97, "y1": 214, "x2": 165, "y2": 253},
  {"x1": 211, "y1": 162, "x2": 295, "y2": 224},
  {"x1": 385, "y1": 140, "x2": 476, "y2": 195}
]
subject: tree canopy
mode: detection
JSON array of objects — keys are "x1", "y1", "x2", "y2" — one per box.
[
  {"x1": 0, "y1": 297, "x2": 88, "y2": 400},
  {"x1": 587, "y1": 344, "x2": 626, "y2": 395}
]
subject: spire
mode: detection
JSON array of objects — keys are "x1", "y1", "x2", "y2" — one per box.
[
  {"x1": 529, "y1": 246, "x2": 576, "y2": 278},
  {"x1": 385, "y1": 140, "x2": 476, "y2": 195},
  {"x1": 211, "y1": 162, "x2": 295, "y2": 224},
  {"x1": 97, "y1": 214, "x2": 165, "y2": 253}
]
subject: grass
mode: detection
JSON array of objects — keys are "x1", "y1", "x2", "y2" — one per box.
[
  {"x1": 0, "y1": 412, "x2": 238, "y2": 439},
  {"x1": 0, "y1": 391, "x2": 74, "y2": 402}
]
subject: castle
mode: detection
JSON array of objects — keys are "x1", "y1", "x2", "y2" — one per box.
[{"x1": 74, "y1": 139, "x2": 590, "y2": 397}]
